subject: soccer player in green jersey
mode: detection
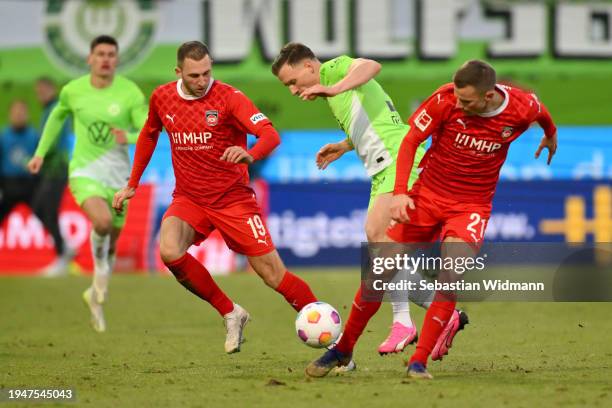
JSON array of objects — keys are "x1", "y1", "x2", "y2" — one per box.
[
  {"x1": 272, "y1": 43, "x2": 433, "y2": 356},
  {"x1": 28, "y1": 35, "x2": 148, "y2": 332}
]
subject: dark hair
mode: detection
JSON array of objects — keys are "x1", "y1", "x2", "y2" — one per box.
[
  {"x1": 90, "y1": 35, "x2": 119, "y2": 52},
  {"x1": 453, "y1": 60, "x2": 496, "y2": 93},
  {"x1": 177, "y1": 41, "x2": 210, "y2": 67},
  {"x1": 36, "y1": 76, "x2": 56, "y2": 87},
  {"x1": 271, "y1": 42, "x2": 316, "y2": 76},
  {"x1": 9, "y1": 99, "x2": 28, "y2": 109}
]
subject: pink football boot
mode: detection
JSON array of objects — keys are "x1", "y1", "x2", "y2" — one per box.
[
  {"x1": 378, "y1": 322, "x2": 418, "y2": 355},
  {"x1": 431, "y1": 310, "x2": 469, "y2": 361}
]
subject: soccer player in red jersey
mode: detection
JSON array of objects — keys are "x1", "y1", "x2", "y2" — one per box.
[
  {"x1": 112, "y1": 41, "x2": 318, "y2": 353},
  {"x1": 305, "y1": 60, "x2": 557, "y2": 378}
]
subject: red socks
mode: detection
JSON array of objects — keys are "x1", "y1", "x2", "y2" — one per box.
[
  {"x1": 410, "y1": 296, "x2": 456, "y2": 365},
  {"x1": 165, "y1": 253, "x2": 234, "y2": 316},
  {"x1": 275, "y1": 271, "x2": 317, "y2": 311},
  {"x1": 165, "y1": 259, "x2": 315, "y2": 315},
  {"x1": 335, "y1": 285, "x2": 382, "y2": 355}
]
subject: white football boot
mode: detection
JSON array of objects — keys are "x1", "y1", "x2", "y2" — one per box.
[
  {"x1": 223, "y1": 304, "x2": 250, "y2": 353},
  {"x1": 82, "y1": 286, "x2": 106, "y2": 333}
]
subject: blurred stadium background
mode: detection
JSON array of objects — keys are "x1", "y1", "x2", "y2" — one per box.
[{"x1": 0, "y1": 0, "x2": 610, "y2": 274}]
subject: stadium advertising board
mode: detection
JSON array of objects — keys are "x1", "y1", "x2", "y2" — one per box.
[
  {"x1": 269, "y1": 181, "x2": 611, "y2": 265},
  {"x1": 0, "y1": 186, "x2": 155, "y2": 274},
  {"x1": 258, "y1": 127, "x2": 612, "y2": 183}
]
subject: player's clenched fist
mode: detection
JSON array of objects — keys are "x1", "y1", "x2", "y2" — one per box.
[
  {"x1": 27, "y1": 156, "x2": 44, "y2": 174},
  {"x1": 112, "y1": 186, "x2": 136, "y2": 214},
  {"x1": 389, "y1": 194, "x2": 415, "y2": 224},
  {"x1": 220, "y1": 146, "x2": 254, "y2": 164}
]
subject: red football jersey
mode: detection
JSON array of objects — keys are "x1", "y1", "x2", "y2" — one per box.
[
  {"x1": 133, "y1": 79, "x2": 274, "y2": 208},
  {"x1": 404, "y1": 83, "x2": 556, "y2": 204}
]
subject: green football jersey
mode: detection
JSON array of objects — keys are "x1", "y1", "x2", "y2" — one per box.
[
  {"x1": 35, "y1": 74, "x2": 147, "y2": 189},
  {"x1": 320, "y1": 55, "x2": 425, "y2": 177}
]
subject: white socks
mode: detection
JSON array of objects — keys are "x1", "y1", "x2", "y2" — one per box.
[
  {"x1": 90, "y1": 230, "x2": 110, "y2": 303},
  {"x1": 107, "y1": 252, "x2": 117, "y2": 275},
  {"x1": 391, "y1": 302, "x2": 414, "y2": 327},
  {"x1": 388, "y1": 266, "x2": 435, "y2": 327}
]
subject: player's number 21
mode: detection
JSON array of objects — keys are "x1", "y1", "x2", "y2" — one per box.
[
  {"x1": 247, "y1": 215, "x2": 267, "y2": 238},
  {"x1": 467, "y1": 212, "x2": 487, "y2": 242}
]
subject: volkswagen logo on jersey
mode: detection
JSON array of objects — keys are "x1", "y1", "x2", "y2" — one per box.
[
  {"x1": 501, "y1": 126, "x2": 514, "y2": 139},
  {"x1": 206, "y1": 110, "x2": 219, "y2": 127},
  {"x1": 87, "y1": 121, "x2": 113, "y2": 146}
]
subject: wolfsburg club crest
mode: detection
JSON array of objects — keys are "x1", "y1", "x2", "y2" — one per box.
[{"x1": 43, "y1": 0, "x2": 158, "y2": 73}]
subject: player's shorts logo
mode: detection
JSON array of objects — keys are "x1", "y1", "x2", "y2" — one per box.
[
  {"x1": 501, "y1": 126, "x2": 514, "y2": 139},
  {"x1": 87, "y1": 121, "x2": 113, "y2": 146},
  {"x1": 205, "y1": 110, "x2": 219, "y2": 127},
  {"x1": 43, "y1": 0, "x2": 158, "y2": 74}
]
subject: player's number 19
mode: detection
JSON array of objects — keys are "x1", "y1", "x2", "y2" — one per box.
[{"x1": 247, "y1": 215, "x2": 267, "y2": 238}]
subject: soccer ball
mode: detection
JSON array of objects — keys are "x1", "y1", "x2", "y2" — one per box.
[{"x1": 295, "y1": 302, "x2": 342, "y2": 348}]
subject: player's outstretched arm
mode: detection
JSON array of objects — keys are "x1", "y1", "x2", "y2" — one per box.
[
  {"x1": 530, "y1": 99, "x2": 558, "y2": 165},
  {"x1": 125, "y1": 91, "x2": 163, "y2": 191},
  {"x1": 32, "y1": 87, "x2": 71, "y2": 169},
  {"x1": 394, "y1": 128, "x2": 429, "y2": 195},
  {"x1": 125, "y1": 87, "x2": 149, "y2": 144},
  {"x1": 300, "y1": 58, "x2": 381, "y2": 100},
  {"x1": 390, "y1": 126, "x2": 430, "y2": 223},
  {"x1": 316, "y1": 139, "x2": 354, "y2": 170}
]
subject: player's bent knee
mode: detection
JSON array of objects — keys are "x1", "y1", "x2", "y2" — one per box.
[
  {"x1": 159, "y1": 244, "x2": 186, "y2": 265},
  {"x1": 91, "y1": 217, "x2": 113, "y2": 236},
  {"x1": 365, "y1": 226, "x2": 386, "y2": 243}
]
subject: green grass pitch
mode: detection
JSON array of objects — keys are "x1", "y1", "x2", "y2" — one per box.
[{"x1": 1, "y1": 270, "x2": 612, "y2": 407}]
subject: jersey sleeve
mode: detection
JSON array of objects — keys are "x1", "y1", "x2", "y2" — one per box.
[
  {"x1": 394, "y1": 90, "x2": 451, "y2": 195},
  {"x1": 228, "y1": 90, "x2": 280, "y2": 161},
  {"x1": 523, "y1": 93, "x2": 557, "y2": 138},
  {"x1": 228, "y1": 90, "x2": 272, "y2": 133},
  {"x1": 319, "y1": 55, "x2": 354, "y2": 87},
  {"x1": 35, "y1": 84, "x2": 72, "y2": 158},
  {"x1": 407, "y1": 90, "x2": 450, "y2": 138},
  {"x1": 126, "y1": 86, "x2": 149, "y2": 144},
  {"x1": 127, "y1": 90, "x2": 163, "y2": 188}
]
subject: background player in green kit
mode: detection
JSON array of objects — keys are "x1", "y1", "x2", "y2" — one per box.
[
  {"x1": 28, "y1": 35, "x2": 148, "y2": 333},
  {"x1": 272, "y1": 43, "x2": 432, "y2": 356}
]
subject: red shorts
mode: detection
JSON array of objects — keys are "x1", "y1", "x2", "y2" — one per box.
[
  {"x1": 163, "y1": 194, "x2": 275, "y2": 257},
  {"x1": 387, "y1": 184, "x2": 492, "y2": 250}
]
